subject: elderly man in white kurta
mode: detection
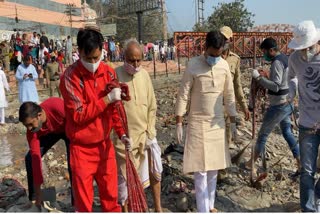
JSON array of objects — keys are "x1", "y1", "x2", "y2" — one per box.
[
  {"x1": 113, "y1": 38, "x2": 163, "y2": 212},
  {"x1": 175, "y1": 31, "x2": 237, "y2": 212}
]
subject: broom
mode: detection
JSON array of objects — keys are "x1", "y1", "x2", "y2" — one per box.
[{"x1": 106, "y1": 79, "x2": 148, "y2": 212}]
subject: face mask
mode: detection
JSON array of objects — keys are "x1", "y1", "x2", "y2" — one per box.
[
  {"x1": 263, "y1": 53, "x2": 273, "y2": 62},
  {"x1": 81, "y1": 58, "x2": 101, "y2": 73},
  {"x1": 31, "y1": 117, "x2": 43, "y2": 133},
  {"x1": 124, "y1": 62, "x2": 140, "y2": 75},
  {"x1": 306, "y1": 48, "x2": 318, "y2": 62},
  {"x1": 206, "y1": 56, "x2": 221, "y2": 67}
]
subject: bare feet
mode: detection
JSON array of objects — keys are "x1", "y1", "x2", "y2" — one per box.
[{"x1": 210, "y1": 208, "x2": 218, "y2": 212}]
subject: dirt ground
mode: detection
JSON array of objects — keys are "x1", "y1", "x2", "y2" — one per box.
[{"x1": 0, "y1": 61, "x2": 305, "y2": 212}]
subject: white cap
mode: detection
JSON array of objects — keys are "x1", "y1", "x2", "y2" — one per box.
[{"x1": 288, "y1": 20, "x2": 320, "y2": 50}]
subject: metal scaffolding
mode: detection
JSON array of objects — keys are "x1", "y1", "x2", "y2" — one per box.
[{"x1": 198, "y1": 0, "x2": 204, "y2": 26}]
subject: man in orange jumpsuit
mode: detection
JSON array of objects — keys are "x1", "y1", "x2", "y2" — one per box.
[{"x1": 59, "y1": 26, "x2": 131, "y2": 212}]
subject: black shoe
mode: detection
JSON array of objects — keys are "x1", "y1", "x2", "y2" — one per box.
[{"x1": 289, "y1": 170, "x2": 300, "y2": 178}]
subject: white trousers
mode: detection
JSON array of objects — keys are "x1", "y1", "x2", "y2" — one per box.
[
  {"x1": 194, "y1": 170, "x2": 218, "y2": 212},
  {"x1": 0, "y1": 108, "x2": 4, "y2": 124}
]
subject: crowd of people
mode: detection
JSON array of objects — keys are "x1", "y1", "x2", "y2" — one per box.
[
  {"x1": 0, "y1": 19, "x2": 319, "y2": 212},
  {"x1": 143, "y1": 42, "x2": 176, "y2": 62}
]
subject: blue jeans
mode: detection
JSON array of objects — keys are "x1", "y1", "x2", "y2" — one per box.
[
  {"x1": 255, "y1": 103, "x2": 299, "y2": 158},
  {"x1": 299, "y1": 126, "x2": 320, "y2": 212}
]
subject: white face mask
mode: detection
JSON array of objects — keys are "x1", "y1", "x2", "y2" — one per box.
[
  {"x1": 81, "y1": 57, "x2": 101, "y2": 73},
  {"x1": 307, "y1": 47, "x2": 318, "y2": 62},
  {"x1": 302, "y1": 45, "x2": 319, "y2": 62}
]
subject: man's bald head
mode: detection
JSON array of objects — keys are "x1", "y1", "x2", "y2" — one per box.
[
  {"x1": 123, "y1": 38, "x2": 143, "y2": 68},
  {"x1": 123, "y1": 38, "x2": 143, "y2": 57}
]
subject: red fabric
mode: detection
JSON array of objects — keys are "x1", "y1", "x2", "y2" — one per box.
[
  {"x1": 57, "y1": 55, "x2": 64, "y2": 62},
  {"x1": 26, "y1": 97, "x2": 66, "y2": 185},
  {"x1": 105, "y1": 79, "x2": 131, "y2": 137},
  {"x1": 15, "y1": 37, "x2": 22, "y2": 45},
  {"x1": 22, "y1": 45, "x2": 29, "y2": 57},
  {"x1": 105, "y1": 79, "x2": 131, "y2": 102},
  {"x1": 103, "y1": 42, "x2": 108, "y2": 52},
  {"x1": 59, "y1": 61, "x2": 125, "y2": 145},
  {"x1": 70, "y1": 142, "x2": 120, "y2": 212}
]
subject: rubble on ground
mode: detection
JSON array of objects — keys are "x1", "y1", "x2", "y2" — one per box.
[{"x1": 0, "y1": 68, "x2": 303, "y2": 212}]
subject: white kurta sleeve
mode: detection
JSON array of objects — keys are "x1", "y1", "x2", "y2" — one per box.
[
  {"x1": 1, "y1": 71, "x2": 9, "y2": 91},
  {"x1": 223, "y1": 68, "x2": 237, "y2": 117},
  {"x1": 175, "y1": 69, "x2": 194, "y2": 116},
  {"x1": 146, "y1": 74, "x2": 157, "y2": 140}
]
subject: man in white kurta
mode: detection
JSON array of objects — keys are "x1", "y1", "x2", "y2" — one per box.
[
  {"x1": 113, "y1": 39, "x2": 162, "y2": 212},
  {"x1": 15, "y1": 55, "x2": 39, "y2": 103},
  {"x1": 0, "y1": 67, "x2": 10, "y2": 125},
  {"x1": 175, "y1": 31, "x2": 237, "y2": 212}
]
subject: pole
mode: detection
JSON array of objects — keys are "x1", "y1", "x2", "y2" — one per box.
[
  {"x1": 66, "y1": 3, "x2": 75, "y2": 41},
  {"x1": 197, "y1": 0, "x2": 200, "y2": 25},
  {"x1": 153, "y1": 48, "x2": 156, "y2": 79},
  {"x1": 15, "y1": 5, "x2": 18, "y2": 30},
  {"x1": 187, "y1": 37, "x2": 190, "y2": 61},
  {"x1": 253, "y1": 37, "x2": 256, "y2": 68},
  {"x1": 161, "y1": 0, "x2": 168, "y2": 41},
  {"x1": 195, "y1": 0, "x2": 198, "y2": 26},
  {"x1": 137, "y1": 11, "x2": 143, "y2": 43},
  {"x1": 69, "y1": 4, "x2": 73, "y2": 40},
  {"x1": 178, "y1": 48, "x2": 181, "y2": 74},
  {"x1": 165, "y1": 57, "x2": 168, "y2": 77}
]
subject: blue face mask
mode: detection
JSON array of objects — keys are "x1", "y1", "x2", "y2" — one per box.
[
  {"x1": 206, "y1": 56, "x2": 221, "y2": 66},
  {"x1": 263, "y1": 53, "x2": 273, "y2": 62}
]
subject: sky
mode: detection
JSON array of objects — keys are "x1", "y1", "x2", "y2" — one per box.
[{"x1": 166, "y1": 0, "x2": 320, "y2": 32}]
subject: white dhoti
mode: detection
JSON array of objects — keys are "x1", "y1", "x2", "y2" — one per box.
[
  {"x1": 0, "y1": 107, "x2": 5, "y2": 124},
  {"x1": 194, "y1": 170, "x2": 218, "y2": 212},
  {"x1": 118, "y1": 137, "x2": 163, "y2": 205}
]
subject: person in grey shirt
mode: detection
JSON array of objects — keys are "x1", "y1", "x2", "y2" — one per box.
[
  {"x1": 287, "y1": 20, "x2": 320, "y2": 212},
  {"x1": 245, "y1": 37, "x2": 300, "y2": 174}
]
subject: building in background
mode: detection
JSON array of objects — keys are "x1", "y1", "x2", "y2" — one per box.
[{"x1": 0, "y1": 0, "x2": 84, "y2": 41}]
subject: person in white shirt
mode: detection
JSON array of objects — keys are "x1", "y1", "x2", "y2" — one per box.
[
  {"x1": 38, "y1": 43, "x2": 49, "y2": 66},
  {"x1": 160, "y1": 45, "x2": 166, "y2": 63},
  {"x1": 56, "y1": 39, "x2": 62, "y2": 51},
  {"x1": 0, "y1": 67, "x2": 10, "y2": 125},
  {"x1": 30, "y1": 32, "x2": 39, "y2": 47},
  {"x1": 153, "y1": 43, "x2": 159, "y2": 61},
  {"x1": 72, "y1": 50, "x2": 79, "y2": 63}
]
